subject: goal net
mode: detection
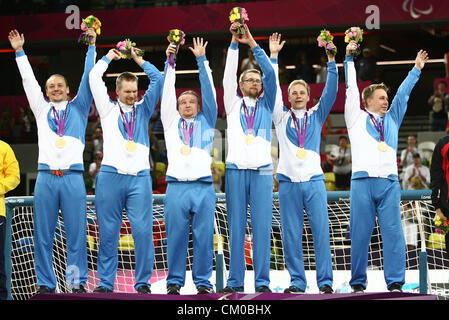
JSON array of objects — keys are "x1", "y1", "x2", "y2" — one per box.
[{"x1": 4, "y1": 190, "x2": 449, "y2": 300}]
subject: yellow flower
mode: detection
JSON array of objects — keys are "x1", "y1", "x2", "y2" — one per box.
[
  {"x1": 235, "y1": 12, "x2": 240, "y2": 20},
  {"x1": 96, "y1": 28, "x2": 101, "y2": 35},
  {"x1": 233, "y1": 7, "x2": 239, "y2": 14},
  {"x1": 230, "y1": 14, "x2": 236, "y2": 22},
  {"x1": 174, "y1": 29, "x2": 179, "y2": 35},
  {"x1": 120, "y1": 53, "x2": 127, "y2": 59},
  {"x1": 344, "y1": 35, "x2": 350, "y2": 43},
  {"x1": 436, "y1": 220, "x2": 442, "y2": 226}
]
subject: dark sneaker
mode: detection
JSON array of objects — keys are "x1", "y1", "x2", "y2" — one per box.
[
  {"x1": 255, "y1": 286, "x2": 271, "y2": 293},
  {"x1": 71, "y1": 285, "x2": 86, "y2": 293},
  {"x1": 167, "y1": 284, "x2": 181, "y2": 295},
  {"x1": 197, "y1": 286, "x2": 214, "y2": 294},
  {"x1": 137, "y1": 285, "x2": 151, "y2": 294},
  {"x1": 284, "y1": 286, "x2": 305, "y2": 294},
  {"x1": 37, "y1": 286, "x2": 53, "y2": 294},
  {"x1": 93, "y1": 286, "x2": 113, "y2": 293},
  {"x1": 319, "y1": 285, "x2": 334, "y2": 294},
  {"x1": 351, "y1": 284, "x2": 365, "y2": 293},
  {"x1": 218, "y1": 286, "x2": 244, "y2": 293},
  {"x1": 388, "y1": 283, "x2": 403, "y2": 292}
]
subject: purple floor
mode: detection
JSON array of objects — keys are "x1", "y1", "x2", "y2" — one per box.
[{"x1": 29, "y1": 291, "x2": 436, "y2": 300}]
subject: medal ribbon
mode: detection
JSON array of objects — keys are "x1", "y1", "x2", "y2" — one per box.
[
  {"x1": 181, "y1": 119, "x2": 194, "y2": 146},
  {"x1": 290, "y1": 110, "x2": 308, "y2": 148},
  {"x1": 51, "y1": 104, "x2": 68, "y2": 137},
  {"x1": 242, "y1": 99, "x2": 257, "y2": 135},
  {"x1": 365, "y1": 111, "x2": 384, "y2": 142},
  {"x1": 118, "y1": 104, "x2": 136, "y2": 141}
]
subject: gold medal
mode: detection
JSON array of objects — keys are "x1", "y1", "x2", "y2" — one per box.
[
  {"x1": 180, "y1": 145, "x2": 191, "y2": 155},
  {"x1": 126, "y1": 140, "x2": 137, "y2": 152},
  {"x1": 296, "y1": 148, "x2": 307, "y2": 159},
  {"x1": 55, "y1": 137, "x2": 66, "y2": 149},
  {"x1": 245, "y1": 134, "x2": 255, "y2": 145},
  {"x1": 378, "y1": 141, "x2": 388, "y2": 152}
]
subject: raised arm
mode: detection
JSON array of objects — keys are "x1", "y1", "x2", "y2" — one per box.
[
  {"x1": 160, "y1": 44, "x2": 178, "y2": 128},
  {"x1": 311, "y1": 41, "x2": 338, "y2": 124},
  {"x1": 344, "y1": 40, "x2": 363, "y2": 129},
  {"x1": 222, "y1": 24, "x2": 241, "y2": 114},
  {"x1": 269, "y1": 32, "x2": 286, "y2": 125},
  {"x1": 190, "y1": 37, "x2": 217, "y2": 126},
  {"x1": 238, "y1": 24, "x2": 277, "y2": 112},
  {"x1": 9, "y1": 29, "x2": 46, "y2": 117},
  {"x1": 71, "y1": 28, "x2": 97, "y2": 115},
  {"x1": 89, "y1": 49, "x2": 121, "y2": 118},
  {"x1": 132, "y1": 47, "x2": 164, "y2": 119},
  {"x1": 387, "y1": 50, "x2": 428, "y2": 125}
]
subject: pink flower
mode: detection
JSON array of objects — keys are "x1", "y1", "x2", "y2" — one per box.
[
  {"x1": 116, "y1": 41, "x2": 127, "y2": 51},
  {"x1": 436, "y1": 228, "x2": 443, "y2": 234},
  {"x1": 351, "y1": 27, "x2": 358, "y2": 32},
  {"x1": 317, "y1": 35, "x2": 324, "y2": 47},
  {"x1": 241, "y1": 8, "x2": 249, "y2": 21},
  {"x1": 80, "y1": 21, "x2": 87, "y2": 31}
]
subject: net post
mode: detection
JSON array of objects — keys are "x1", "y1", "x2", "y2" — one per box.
[
  {"x1": 215, "y1": 253, "x2": 224, "y2": 292},
  {"x1": 414, "y1": 200, "x2": 428, "y2": 294},
  {"x1": 214, "y1": 194, "x2": 226, "y2": 292}
]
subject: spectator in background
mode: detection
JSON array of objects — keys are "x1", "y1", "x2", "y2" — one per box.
[
  {"x1": 315, "y1": 55, "x2": 328, "y2": 84},
  {"x1": 429, "y1": 96, "x2": 448, "y2": 131},
  {"x1": 329, "y1": 135, "x2": 352, "y2": 191},
  {"x1": 401, "y1": 202, "x2": 418, "y2": 250},
  {"x1": 400, "y1": 135, "x2": 423, "y2": 168},
  {"x1": 17, "y1": 107, "x2": 37, "y2": 143},
  {"x1": 91, "y1": 120, "x2": 103, "y2": 155},
  {"x1": 241, "y1": 48, "x2": 260, "y2": 72},
  {"x1": 320, "y1": 102, "x2": 332, "y2": 155},
  {"x1": 428, "y1": 81, "x2": 449, "y2": 131},
  {"x1": 356, "y1": 48, "x2": 377, "y2": 82},
  {"x1": 403, "y1": 153, "x2": 430, "y2": 190},
  {"x1": 0, "y1": 107, "x2": 15, "y2": 144},
  {"x1": 294, "y1": 51, "x2": 314, "y2": 83},
  {"x1": 89, "y1": 150, "x2": 103, "y2": 194}
]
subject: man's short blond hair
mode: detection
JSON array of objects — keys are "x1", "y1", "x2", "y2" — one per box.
[
  {"x1": 361, "y1": 83, "x2": 389, "y2": 108},
  {"x1": 239, "y1": 69, "x2": 262, "y2": 83},
  {"x1": 45, "y1": 74, "x2": 68, "y2": 89},
  {"x1": 116, "y1": 72, "x2": 138, "y2": 89},
  {"x1": 288, "y1": 79, "x2": 310, "y2": 96}
]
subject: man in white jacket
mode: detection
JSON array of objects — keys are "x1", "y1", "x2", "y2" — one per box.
[
  {"x1": 220, "y1": 23, "x2": 277, "y2": 293},
  {"x1": 344, "y1": 40, "x2": 428, "y2": 293},
  {"x1": 160, "y1": 38, "x2": 217, "y2": 295},
  {"x1": 9, "y1": 28, "x2": 96, "y2": 294},
  {"x1": 89, "y1": 46, "x2": 163, "y2": 293}
]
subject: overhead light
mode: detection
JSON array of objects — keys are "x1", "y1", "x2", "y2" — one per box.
[
  {"x1": 377, "y1": 58, "x2": 443, "y2": 65},
  {"x1": 380, "y1": 44, "x2": 397, "y2": 53}
]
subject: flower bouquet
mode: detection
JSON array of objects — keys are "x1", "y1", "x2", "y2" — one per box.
[
  {"x1": 116, "y1": 39, "x2": 144, "y2": 59},
  {"x1": 167, "y1": 29, "x2": 185, "y2": 67},
  {"x1": 229, "y1": 7, "x2": 249, "y2": 36},
  {"x1": 317, "y1": 29, "x2": 337, "y2": 56},
  {"x1": 344, "y1": 26, "x2": 363, "y2": 56},
  {"x1": 434, "y1": 215, "x2": 449, "y2": 235},
  {"x1": 78, "y1": 15, "x2": 101, "y2": 45}
]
